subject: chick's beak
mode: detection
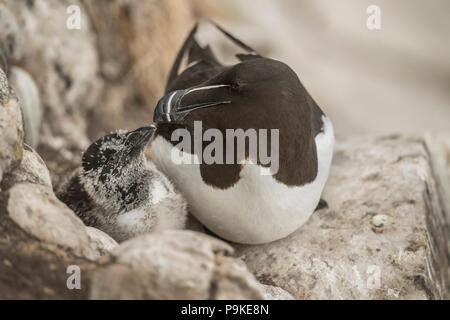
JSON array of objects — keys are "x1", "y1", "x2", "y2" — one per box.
[{"x1": 131, "y1": 125, "x2": 155, "y2": 149}]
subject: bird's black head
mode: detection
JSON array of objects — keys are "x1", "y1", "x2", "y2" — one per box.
[
  {"x1": 153, "y1": 58, "x2": 306, "y2": 127},
  {"x1": 82, "y1": 125, "x2": 155, "y2": 181}
]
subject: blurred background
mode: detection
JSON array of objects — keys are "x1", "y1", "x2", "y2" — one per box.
[
  {"x1": 1, "y1": 0, "x2": 449, "y2": 185},
  {"x1": 211, "y1": 0, "x2": 450, "y2": 139}
]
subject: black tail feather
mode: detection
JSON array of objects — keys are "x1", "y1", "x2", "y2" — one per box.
[
  {"x1": 206, "y1": 19, "x2": 259, "y2": 55},
  {"x1": 166, "y1": 23, "x2": 199, "y2": 91},
  {"x1": 166, "y1": 20, "x2": 262, "y2": 91}
]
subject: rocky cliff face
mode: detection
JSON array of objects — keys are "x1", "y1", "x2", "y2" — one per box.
[
  {"x1": 0, "y1": 0, "x2": 206, "y2": 187},
  {"x1": 0, "y1": 0, "x2": 448, "y2": 299}
]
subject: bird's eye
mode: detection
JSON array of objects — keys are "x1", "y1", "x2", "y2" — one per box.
[{"x1": 230, "y1": 83, "x2": 240, "y2": 90}]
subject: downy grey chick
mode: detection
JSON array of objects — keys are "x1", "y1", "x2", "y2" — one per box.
[{"x1": 57, "y1": 126, "x2": 187, "y2": 242}]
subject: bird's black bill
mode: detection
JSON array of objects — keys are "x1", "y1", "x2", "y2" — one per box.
[{"x1": 153, "y1": 86, "x2": 231, "y2": 124}]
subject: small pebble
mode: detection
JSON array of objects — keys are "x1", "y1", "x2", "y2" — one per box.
[
  {"x1": 3, "y1": 259, "x2": 12, "y2": 267},
  {"x1": 371, "y1": 214, "x2": 388, "y2": 228}
]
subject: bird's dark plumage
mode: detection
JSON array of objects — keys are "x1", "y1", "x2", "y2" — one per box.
[
  {"x1": 154, "y1": 21, "x2": 327, "y2": 189},
  {"x1": 150, "y1": 21, "x2": 335, "y2": 244}
]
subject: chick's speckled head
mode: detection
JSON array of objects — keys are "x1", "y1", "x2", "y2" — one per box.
[{"x1": 82, "y1": 125, "x2": 155, "y2": 181}]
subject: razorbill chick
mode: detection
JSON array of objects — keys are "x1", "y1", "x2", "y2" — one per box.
[
  {"x1": 151, "y1": 22, "x2": 334, "y2": 245},
  {"x1": 56, "y1": 126, "x2": 187, "y2": 242}
]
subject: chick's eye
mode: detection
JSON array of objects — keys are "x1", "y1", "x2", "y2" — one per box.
[{"x1": 109, "y1": 153, "x2": 118, "y2": 162}]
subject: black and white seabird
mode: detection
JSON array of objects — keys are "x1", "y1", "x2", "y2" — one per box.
[
  {"x1": 56, "y1": 126, "x2": 187, "y2": 242},
  {"x1": 151, "y1": 22, "x2": 334, "y2": 244}
]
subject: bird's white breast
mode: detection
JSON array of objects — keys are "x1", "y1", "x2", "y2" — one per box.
[{"x1": 150, "y1": 116, "x2": 334, "y2": 244}]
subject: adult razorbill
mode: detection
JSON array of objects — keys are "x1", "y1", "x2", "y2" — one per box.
[{"x1": 151, "y1": 22, "x2": 334, "y2": 244}]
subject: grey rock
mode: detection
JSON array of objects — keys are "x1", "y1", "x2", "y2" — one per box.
[
  {"x1": 422, "y1": 134, "x2": 450, "y2": 299},
  {"x1": 3, "y1": 144, "x2": 51, "y2": 188},
  {"x1": 3, "y1": 0, "x2": 102, "y2": 186},
  {"x1": 90, "y1": 230, "x2": 265, "y2": 299},
  {"x1": 89, "y1": 264, "x2": 146, "y2": 300},
  {"x1": 0, "y1": 3, "x2": 22, "y2": 62},
  {"x1": 85, "y1": 226, "x2": 119, "y2": 256},
  {"x1": 0, "y1": 65, "x2": 9, "y2": 104},
  {"x1": 9, "y1": 67, "x2": 42, "y2": 147},
  {"x1": 0, "y1": 233, "x2": 98, "y2": 299},
  {"x1": 0, "y1": 49, "x2": 7, "y2": 77},
  {"x1": 210, "y1": 255, "x2": 268, "y2": 300},
  {"x1": 0, "y1": 68, "x2": 23, "y2": 183},
  {"x1": 6, "y1": 182, "x2": 100, "y2": 260},
  {"x1": 260, "y1": 285, "x2": 295, "y2": 300},
  {"x1": 234, "y1": 136, "x2": 447, "y2": 300}
]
